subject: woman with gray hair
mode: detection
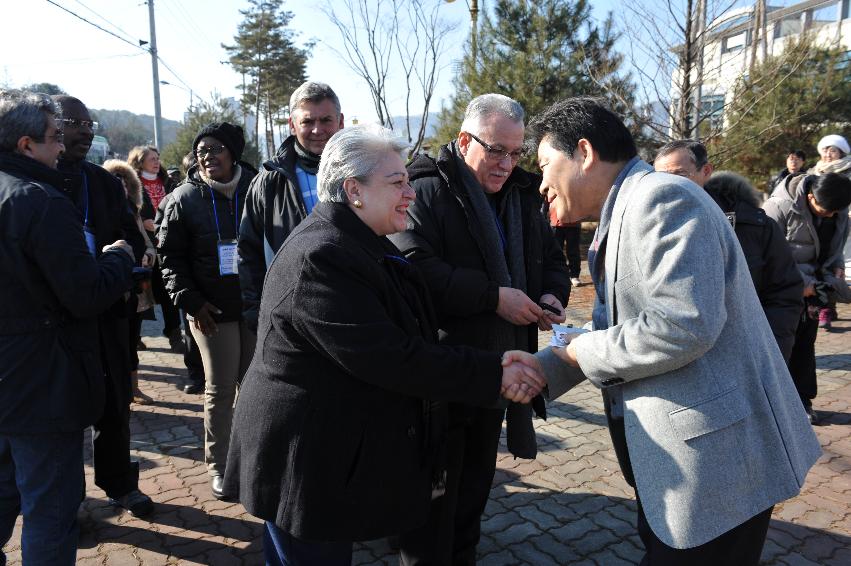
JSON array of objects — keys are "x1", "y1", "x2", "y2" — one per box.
[{"x1": 224, "y1": 124, "x2": 546, "y2": 565}]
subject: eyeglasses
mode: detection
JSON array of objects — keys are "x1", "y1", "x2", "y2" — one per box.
[
  {"x1": 466, "y1": 132, "x2": 525, "y2": 162},
  {"x1": 195, "y1": 145, "x2": 226, "y2": 158},
  {"x1": 37, "y1": 130, "x2": 64, "y2": 144},
  {"x1": 59, "y1": 118, "x2": 99, "y2": 132}
]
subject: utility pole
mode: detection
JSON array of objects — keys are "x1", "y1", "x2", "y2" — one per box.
[
  {"x1": 470, "y1": 0, "x2": 480, "y2": 64},
  {"x1": 691, "y1": 0, "x2": 706, "y2": 139},
  {"x1": 147, "y1": 0, "x2": 163, "y2": 149}
]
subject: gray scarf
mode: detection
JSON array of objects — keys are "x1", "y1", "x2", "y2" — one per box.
[{"x1": 451, "y1": 141, "x2": 528, "y2": 352}]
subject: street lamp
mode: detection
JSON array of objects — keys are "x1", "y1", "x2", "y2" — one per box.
[
  {"x1": 445, "y1": 0, "x2": 480, "y2": 63},
  {"x1": 160, "y1": 80, "x2": 195, "y2": 112}
]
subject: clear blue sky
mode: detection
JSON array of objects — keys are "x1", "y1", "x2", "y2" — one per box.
[{"x1": 4, "y1": 0, "x2": 635, "y2": 123}]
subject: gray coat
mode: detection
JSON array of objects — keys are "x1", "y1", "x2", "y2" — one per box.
[
  {"x1": 763, "y1": 174, "x2": 849, "y2": 286},
  {"x1": 572, "y1": 160, "x2": 821, "y2": 549}
]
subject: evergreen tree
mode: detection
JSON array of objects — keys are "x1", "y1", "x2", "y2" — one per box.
[
  {"x1": 224, "y1": 0, "x2": 309, "y2": 158},
  {"x1": 713, "y1": 35, "x2": 851, "y2": 191},
  {"x1": 160, "y1": 95, "x2": 261, "y2": 171},
  {"x1": 432, "y1": 0, "x2": 635, "y2": 156}
]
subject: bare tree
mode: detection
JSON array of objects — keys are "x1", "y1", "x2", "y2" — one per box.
[{"x1": 323, "y1": 0, "x2": 457, "y2": 155}]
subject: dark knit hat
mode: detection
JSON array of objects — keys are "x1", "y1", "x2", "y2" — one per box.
[{"x1": 193, "y1": 122, "x2": 245, "y2": 161}]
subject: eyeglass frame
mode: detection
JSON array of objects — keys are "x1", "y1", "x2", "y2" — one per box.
[
  {"x1": 34, "y1": 130, "x2": 65, "y2": 144},
  {"x1": 465, "y1": 131, "x2": 525, "y2": 162},
  {"x1": 194, "y1": 145, "x2": 227, "y2": 159},
  {"x1": 58, "y1": 118, "x2": 99, "y2": 132}
]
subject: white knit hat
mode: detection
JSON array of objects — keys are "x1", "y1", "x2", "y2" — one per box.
[{"x1": 817, "y1": 134, "x2": 850, "y2": 155}]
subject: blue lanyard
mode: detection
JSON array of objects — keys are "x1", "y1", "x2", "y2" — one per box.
[
  {"x1": 208, "y1": 186, "x2": 239, "y2": 241},
  {"x1": 81, "y1": 169, "x2": 90, "y2": 226}
]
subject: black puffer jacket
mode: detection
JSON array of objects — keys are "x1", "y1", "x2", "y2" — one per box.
[
  {"x1": 238, "y1": 135, "x2": 308, "y2": 330},
  {"x1": 0, "y1": 152, "x2": 133, "y2": 434},
  {"x1": 704, "y1": 172, "x2": 803, "y2": 360},
  {"x1": 158, "y1": 164, "x2": 257, "y2": 322}
]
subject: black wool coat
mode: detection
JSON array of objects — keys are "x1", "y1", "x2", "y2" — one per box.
[
  {"x1": 0, "y1": 153, "x2": 133, "y2": 434},
  {"x1": 225, "y1": 202, "x2": 503, "y2": 542}
]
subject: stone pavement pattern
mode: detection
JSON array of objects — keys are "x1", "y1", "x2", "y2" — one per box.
[{"x1": 3, "y1": 281, "x2": 850, "y2": 565}]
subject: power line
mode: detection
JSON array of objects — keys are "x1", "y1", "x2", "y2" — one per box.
[
  {"x1": 70, "y1": 0, "x2": 137, "y2": 43},
  {"x1": 43, "y1": 0, "x2": 145, "y2": 52}
]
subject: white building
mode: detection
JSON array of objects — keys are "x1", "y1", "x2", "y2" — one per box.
[{"x1": 678, "y1": 0, "x2": 851, "y2": 131}]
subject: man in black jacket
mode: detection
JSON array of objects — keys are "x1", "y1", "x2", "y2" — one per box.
[
  {"x1": 389, "y1": 94, "x2": 570, "y2": 565},
  {"x1": 769, "y1": 149, "x2": 807, "y2": 191},
  {"x1": 53, "y1": 95, "x2": 154, "y2": 517},
  {"x1": 0, "y1": 90, "x2": 134, "y2": 566},
  {"x1": 238, "y1": 81, "x2": 343, "y2": 331},
  {"x1": 654, "y1": 140, "x2": 803, "y2": 360}
]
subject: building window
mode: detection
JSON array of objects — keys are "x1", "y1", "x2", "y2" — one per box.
[
  {"x1": 811, "y1": 1, "x2": 840, "y2": 28},
  {"x1": 774, "y1": 13, "x2": 804, "y2": 38},
  {"x1": 700, "y1": 94, "x2": 725, "y2": 131},
  {"x1": 722, "y1": 30, "x2": 750, "y2": 53}
]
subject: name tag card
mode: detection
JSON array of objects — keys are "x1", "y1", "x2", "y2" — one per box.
[{"x1": 217, "y1": 239, "x2": 238, "y2": 276}]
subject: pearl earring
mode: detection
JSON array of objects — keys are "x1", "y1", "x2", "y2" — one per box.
[{"x1": 353, "y1": 199, "x2": 363, "y2": 208}]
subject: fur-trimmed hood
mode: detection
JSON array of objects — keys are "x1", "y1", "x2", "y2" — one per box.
[
  {"x1": 103, "y1": 159, "x2": 143, "y2": 211},
  {"x1": 703, "y1": 171, "x2": 761, "y2": 210}
]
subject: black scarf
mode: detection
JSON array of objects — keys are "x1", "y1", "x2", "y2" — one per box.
[{"x1": 294, "y1": 140, "x2": 321, "y2": 175}]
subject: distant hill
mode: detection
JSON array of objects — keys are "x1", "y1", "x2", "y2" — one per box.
[
  {"x1": 90, "y1": 109, "x2": 181, "y2": 157},
  {"x1": 386, "y1": 112, "x2": 439, "y2": 143}
]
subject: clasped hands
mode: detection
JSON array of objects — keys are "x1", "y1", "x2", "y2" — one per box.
[{"x1": 500, "y1": 350, "x2": 547, "y2": 404}]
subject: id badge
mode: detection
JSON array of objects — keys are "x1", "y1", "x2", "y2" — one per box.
[
  {"x1": 217, "y1": 239, "x2": 238, "y2": 276},
  {"x1": 83, "y1": 227, "x2": 97, "y2": 257}
]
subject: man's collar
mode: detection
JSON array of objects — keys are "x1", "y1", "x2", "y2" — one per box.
[{"x1": 612, "y1": 156, "x2": 641, "y2": 191}]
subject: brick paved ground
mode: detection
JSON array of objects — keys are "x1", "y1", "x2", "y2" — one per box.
[{"x1": 3, "y1": 268, "x2": 850, "y2": 565}]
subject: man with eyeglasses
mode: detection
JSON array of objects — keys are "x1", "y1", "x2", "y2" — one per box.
[
  {"x1": 238, "y1": 81, "x2": 344, "y2": 333},
  {"x1": 52, "y1": 95, "x2": 153, "y2": 518},
  {"x1": 389, "y1": 93, "x2": 569, "y2": 565},
  {"x1": 0, "y1": 90, "x2": 134, "y2": 565},
  {"x1": 654, "y1": 140, "x2": 803, "y2": 364}
]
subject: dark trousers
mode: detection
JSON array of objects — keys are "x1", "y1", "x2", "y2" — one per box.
[
  {"x1": 399, "y1": 406, "x2": 504, "y2": 566},
  {"x1": 93, "y1": 318, "x2": 137, "y2": 498},
  {"x1": 262, "y1": 521, "x2": 352, "y2": 566},
  {"x1": 152, "y1": 264, "x2": 181, "y2": 336},
  {"x1": 605, "y1": 399, "x2": 773, "y2": 565},
  {"x1": 0, "y1": 431, "x2": 83, "y2": 566},
  {"x1": 552, "y1": 225, "x2": 581, "y2": 278},
  {"x1": 788, "y1": 313, "x2": 819, "y2": 409}
]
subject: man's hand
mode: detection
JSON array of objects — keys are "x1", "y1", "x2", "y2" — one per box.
[
  {"x1": 834, "y1": 267, "x2": 845, "y2": 279},
  {"x1": 497, "y1": 287, "x2": 543, "y2": 326},
  {"x1": 142, "y1": 248, "x2": 156, "y2": 268},
  {"x1": 103, "y1": 239, "x2": 133, "y2": 261},
  {"x1": 803, "y1": 284, "x2": 816, "y2": 298},
  {"x1": 192, "y1": 302, "x2": 222, "y2": 336},
  {"x1": 537, "y1": 293, "x2": 566, "y2": 331},
  {"x1": 143, "y1": 219, "x2": 156, "y2": 232},
  {"x1": 500, "y1": 350, "x2": 547, "y2": 403},
  {"x1": 551, "y1": 341, "x2": 580, "y2": 368}
]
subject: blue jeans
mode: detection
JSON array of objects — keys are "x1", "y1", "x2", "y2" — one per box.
[
  {"x1": 263, "y1": 522, "x2": 352, "y2": 566},
  {"x1": 0, "y1": 431, "x2": 83, "y2": 566}
]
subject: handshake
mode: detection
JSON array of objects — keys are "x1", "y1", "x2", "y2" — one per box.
[{"x1": 499, "y1": 351, "x2": 547, "y2": 404}]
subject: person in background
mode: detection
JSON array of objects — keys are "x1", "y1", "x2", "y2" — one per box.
[
  {"x1": 0, "y1": 89, "x2": 134, "y2": 565},
  {"x1": 225, "y1": 124, "x2": 546, "y2": 566},
  {"x1": 654, "y1": 140, "x2": 803, "y2": 361},
  {"x1": 769, "y1": 149, "x2": 807, "y2": 190},
  {"x1": 102, "y1": 158, "x2": 157, "y2": 405},
  {"x1": 764, "y1": 172, "x2": 851, "y2": 423},
  {"x1": 53, "y1": 95, "x2": 153, "y2": 518},
  {"x1": 127, "y1": 145, "x2": 183, "y2": 352},
  {"x1": 528, "y1": 97, "x2": 820, "y2": 565},
  {"x1": 389, "y1": 94, "x2": 570, "y2": 565},
  {"x1": 158, "y1": 123, "x2": 258, "y2": 499},
  {"x1": 239, "y1": 81, "x2": 344, "y2": 333},
  {"x1": 551, "y1": 220, "x2": 583, "y2": 287},
  {"x1": 809, "y1": 134, "x2": 851, "y2": 329}
]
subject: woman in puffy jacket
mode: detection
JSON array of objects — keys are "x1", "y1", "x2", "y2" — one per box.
[{"x1": 158, "y1": 122, "x2": 257, "y2": 498}]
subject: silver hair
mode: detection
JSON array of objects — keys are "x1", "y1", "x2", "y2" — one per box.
[
  {"x1": 0, "y1": 90, "x2": 60, "y2": 152},
  {"x1": 460, "y1": 93, "x2": 524, "y2": 135},
  {"x1": 317, "y1": 124, "x2": 408, "y2": 203},
  {"x1": 289, "y1": 81, "x2": 341, "y2": 118}
]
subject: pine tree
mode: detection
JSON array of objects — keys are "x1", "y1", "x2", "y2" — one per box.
[
  {"x1": 432, "y1": 0, "x2": 635, "y2": 155},
  {"x1": 713, "y1": 35, "x2": 851, "y2": 191},
  {"x1": 224, "y1": 0, "x2": 309, "y2": 158}
]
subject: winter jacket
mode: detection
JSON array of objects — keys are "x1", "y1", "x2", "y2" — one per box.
[
  {"x1": 764, "y1": 174, "x2": 849, "y2": 287},
  {"x1": 238, "y1": 135, "x2": 309, "y2": 331},
  {"x1": 704, "y1": 172, "x2": 803, "y2": 360},
  {"x1": 225, "y1": 202, "x2": 502, "y2": 542},
  {"x1": 0, "y1": 152, "x2": 133, "y2": 434},
  {"x1": 158, "y1": 164, "x2": 257, "y2": 322}
]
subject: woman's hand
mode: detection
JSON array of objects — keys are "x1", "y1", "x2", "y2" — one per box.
[
  {"x1": 143, "y1": 219, "x2": 156, "y2": 232},
  {"x1": 192, "y1": 302, "x2": 222, "y2": 336},
  {"x1": 500, "y1": 350, "x2": 547, "y2": 404}
]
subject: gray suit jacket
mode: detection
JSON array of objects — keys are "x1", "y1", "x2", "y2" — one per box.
[{"x1": 572, "y1": 160, "x2": 821, "y2": 549}]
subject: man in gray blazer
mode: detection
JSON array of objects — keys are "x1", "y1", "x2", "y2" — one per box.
[{"x1": 525, "y1": 98, "x2": 821, "y2": 564}]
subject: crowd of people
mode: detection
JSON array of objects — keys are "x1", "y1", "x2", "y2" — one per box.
[{"x1": 0, "y1": 82, "x2": 849, "y2": 566}]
